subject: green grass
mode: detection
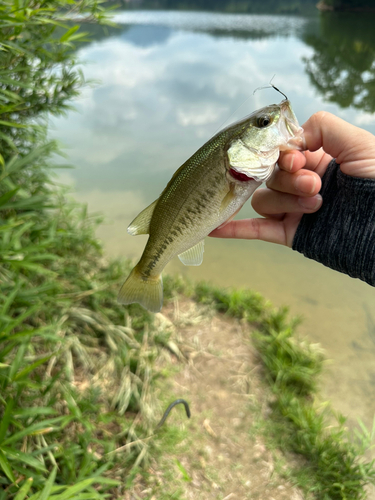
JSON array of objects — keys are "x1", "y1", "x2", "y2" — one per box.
[
  {"x1": 0, "y1": 167, "x2": 173, "y2": 497},
  {"x1": 0, "y1": 2, "x2": 170, "y2": 495},
  {"x1": 0, "y1": 152, "x2": 181, "y2": 497}
]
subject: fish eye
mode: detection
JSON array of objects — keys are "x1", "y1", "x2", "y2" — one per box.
[{"x1": 256, "y1": 115, "x2": 272, "y2": 128}]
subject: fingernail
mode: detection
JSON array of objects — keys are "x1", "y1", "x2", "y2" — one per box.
[
  {"x1": 298, "y1": 194, "x2": 322, "y2": 210},
  {"x1": 295, "y1": 174, "x2": 316, "y2": 194},
  {"x1": 286, "y1": 154, "x2": 294, "y2": 171}
]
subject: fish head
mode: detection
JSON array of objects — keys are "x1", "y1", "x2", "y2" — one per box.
[{"x1": 227, "y1": 100, "x2": 305, "y2": 182}]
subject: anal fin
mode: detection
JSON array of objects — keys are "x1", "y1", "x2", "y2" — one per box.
[{"x1": 178, "y1": 240, "x2": 204, "y2": 266}]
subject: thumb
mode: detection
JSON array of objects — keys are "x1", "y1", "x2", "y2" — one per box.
[{"x1": 303, "y1": 111, "x2": 375, "y2": 179}]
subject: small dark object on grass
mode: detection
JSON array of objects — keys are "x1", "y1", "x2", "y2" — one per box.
[{"x1": 156, "y1": 399, "x2": 191, "y2": 430}]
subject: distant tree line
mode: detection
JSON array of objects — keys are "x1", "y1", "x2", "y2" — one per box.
[
  {"x1": 117, "y1": 0, "x2": 317, "y2": 14},
  {"x1": 302, "y1": 11, "x2": 375, "y2": 112},
  {"x1": 110, "y1": 0, "x2": 375, "y2": 12},
  {"x1": 318, "y1": 0, "x2": 375, "y2": 11}
]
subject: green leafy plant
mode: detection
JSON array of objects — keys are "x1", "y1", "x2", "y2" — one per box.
[{"x1": 0, "y1": 2, "x2": 169, "y2": 498}]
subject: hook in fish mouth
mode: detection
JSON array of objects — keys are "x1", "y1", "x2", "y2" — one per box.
[{"x1": 253, "y1": 76, "x2": 289, "y2": 101}]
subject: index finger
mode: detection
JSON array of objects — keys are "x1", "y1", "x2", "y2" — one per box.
[{"x1": 209, "y1": 218, "x2": 288, "y2": 246}]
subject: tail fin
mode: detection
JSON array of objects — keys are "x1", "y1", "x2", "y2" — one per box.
[{"x1": 118, "y1": 266, "x2": 163, "y2": 313}]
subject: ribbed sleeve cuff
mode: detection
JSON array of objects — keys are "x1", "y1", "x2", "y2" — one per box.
[{"x1": 292, "y1": 160, "x2": 375, "y2": 286}]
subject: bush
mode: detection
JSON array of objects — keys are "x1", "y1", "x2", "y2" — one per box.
[{"x1": 0, "y1": 2, "x2": 162, "y2": 498}]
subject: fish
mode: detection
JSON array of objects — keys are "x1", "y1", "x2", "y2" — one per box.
[{"x1": 118, "y1": 99, "x2": 305, "y2": 312}]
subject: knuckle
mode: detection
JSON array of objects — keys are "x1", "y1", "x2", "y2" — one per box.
[
  {"x1": 312, "y1": 110, "x2": 326, "y2": 122},
  {"x1": 249, "y1": 218, "x2": 260, "y2": 240},
  {"x1": 308, "y1": 111, "x2": 328, "y2": 133}
]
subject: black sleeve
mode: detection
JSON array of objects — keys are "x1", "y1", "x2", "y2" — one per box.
[{"x1": 292, "y1": 160, "x2": 375, "y2": 286}]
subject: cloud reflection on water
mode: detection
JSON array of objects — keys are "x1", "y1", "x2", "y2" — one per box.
[{"x1": 54, "y1": 22, "x2": 318, "y2": 194}]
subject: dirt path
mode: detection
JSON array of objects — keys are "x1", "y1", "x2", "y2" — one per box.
[{"x1": 147, "y1": 300, "x2": 305, "y2": 500}]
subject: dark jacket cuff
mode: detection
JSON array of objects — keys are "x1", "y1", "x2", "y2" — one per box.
[{"x1": 292, "y1": 160, "x2": 375, "y2": 286}]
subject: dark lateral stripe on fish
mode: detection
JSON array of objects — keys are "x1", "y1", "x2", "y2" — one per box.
[{"x1": 145, "y1": 233, "x2": 179, "y2": 276}]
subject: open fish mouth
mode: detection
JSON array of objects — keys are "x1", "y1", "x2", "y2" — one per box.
[
  {"x1": 279, "y1": 100, "x2": 306, "y2": 150},
  {"x1": 280, "y1": 119, "x2": 305, "y2": 150}
]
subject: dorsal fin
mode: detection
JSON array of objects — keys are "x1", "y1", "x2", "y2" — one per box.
[{"x1": 127, "y1": 199, "x2": 158, "y2": 236}]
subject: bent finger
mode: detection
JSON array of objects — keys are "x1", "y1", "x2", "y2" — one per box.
[
  {"x1": 252, "y1": 189, "x2": 322, "y2": 217},
  {"x1": 278, "y1": 150, "x2": 306, "y2": 173},
  {"x1": 303, "y1": 148, "x2": 333, "y2": 177},
  {"x1": 303, "y1": 112, "x2": 375, "y2": 178},
  {"x1": 266, "y1": 168, "x2": 322, "y2": 196}
]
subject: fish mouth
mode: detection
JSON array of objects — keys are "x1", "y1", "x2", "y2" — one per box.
[
  {"x1": 285, "y1": 119, "x2": 305, "y2": 150},
  {"x1": 279, "y1": 102, "x2": 306, "y2": 151}
]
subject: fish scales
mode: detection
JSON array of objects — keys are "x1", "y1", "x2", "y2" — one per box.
[{"x1": 118, "y1": 99, "x2": 305, "y2": 312}]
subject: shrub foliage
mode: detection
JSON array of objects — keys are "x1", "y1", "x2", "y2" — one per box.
[{"x1": 0, "y1": 2, "x2": 164, "y2": 498}]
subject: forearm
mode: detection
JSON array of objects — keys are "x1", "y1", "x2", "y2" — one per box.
[{"x1": 292, "y1": 160, "x2": 375, "y2": 286}]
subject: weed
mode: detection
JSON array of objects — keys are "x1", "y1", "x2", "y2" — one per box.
[
  {"x1": 195, "y1": 282, "x2": 267, "y2": 322},
  {"x1": 0, "y1": 1, "x2": 168, "y2": 497}
]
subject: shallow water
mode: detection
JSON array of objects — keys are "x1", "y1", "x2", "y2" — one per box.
[{"x1": 52, "y1": 9, "x2": 375, "y2": 433}]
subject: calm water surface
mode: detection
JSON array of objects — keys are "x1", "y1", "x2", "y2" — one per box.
[{"x1": 52, "y1": 10, "x2": 375, "y2": 430}]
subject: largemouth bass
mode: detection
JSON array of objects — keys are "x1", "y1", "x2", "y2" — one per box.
[{"x1": 119, "y1": 99, "x2": 304, "y2": 312}]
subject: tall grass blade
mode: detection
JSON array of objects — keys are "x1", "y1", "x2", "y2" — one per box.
[
  {"x1": 39, "y1": 465, "x2": 57, "y2": 500},
  {"x1": 0, "y1": 448, "x2": 16, "y2": 484},
  {"x1": 14, "y1": 478, "x2": 33, "y2": 500},
  {"x1": 0, "y1": 399, "x2": 14, "y2": 442}
]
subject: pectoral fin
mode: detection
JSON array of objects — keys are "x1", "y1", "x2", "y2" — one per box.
[
  {"x1": 220, "y1": 182, "x2": 236, "y2": 212},
  {"x1": 178, "y1": 240, "x2": 204, "y2": 266},
  {"x1": 128, "y1": 199, "x2": 158, "y2": 236}
]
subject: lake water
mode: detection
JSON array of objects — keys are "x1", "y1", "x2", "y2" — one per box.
[{"x1": 52, "y1": 9, "x2": 375, "y2": 435}]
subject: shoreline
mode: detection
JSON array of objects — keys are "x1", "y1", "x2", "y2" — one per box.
[{"x1": 316, "y1": 1, "x2": 375, "y2": 12}]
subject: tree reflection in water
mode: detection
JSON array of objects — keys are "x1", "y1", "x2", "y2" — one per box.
[{"x1": 303, "y1": 12, "x2": 375, "y2": 112}]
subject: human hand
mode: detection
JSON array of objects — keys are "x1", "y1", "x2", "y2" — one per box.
[{"x1": 210, "y1": 111, "x2": 375, "y2": 247}]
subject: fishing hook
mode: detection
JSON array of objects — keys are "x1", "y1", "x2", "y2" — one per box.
[
  {"x1": 253, "y1": 75, "x2": 289, "y2": 101},
  {"x1": 155, "y1": 399, "x2": 191, "y2": 430}
]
